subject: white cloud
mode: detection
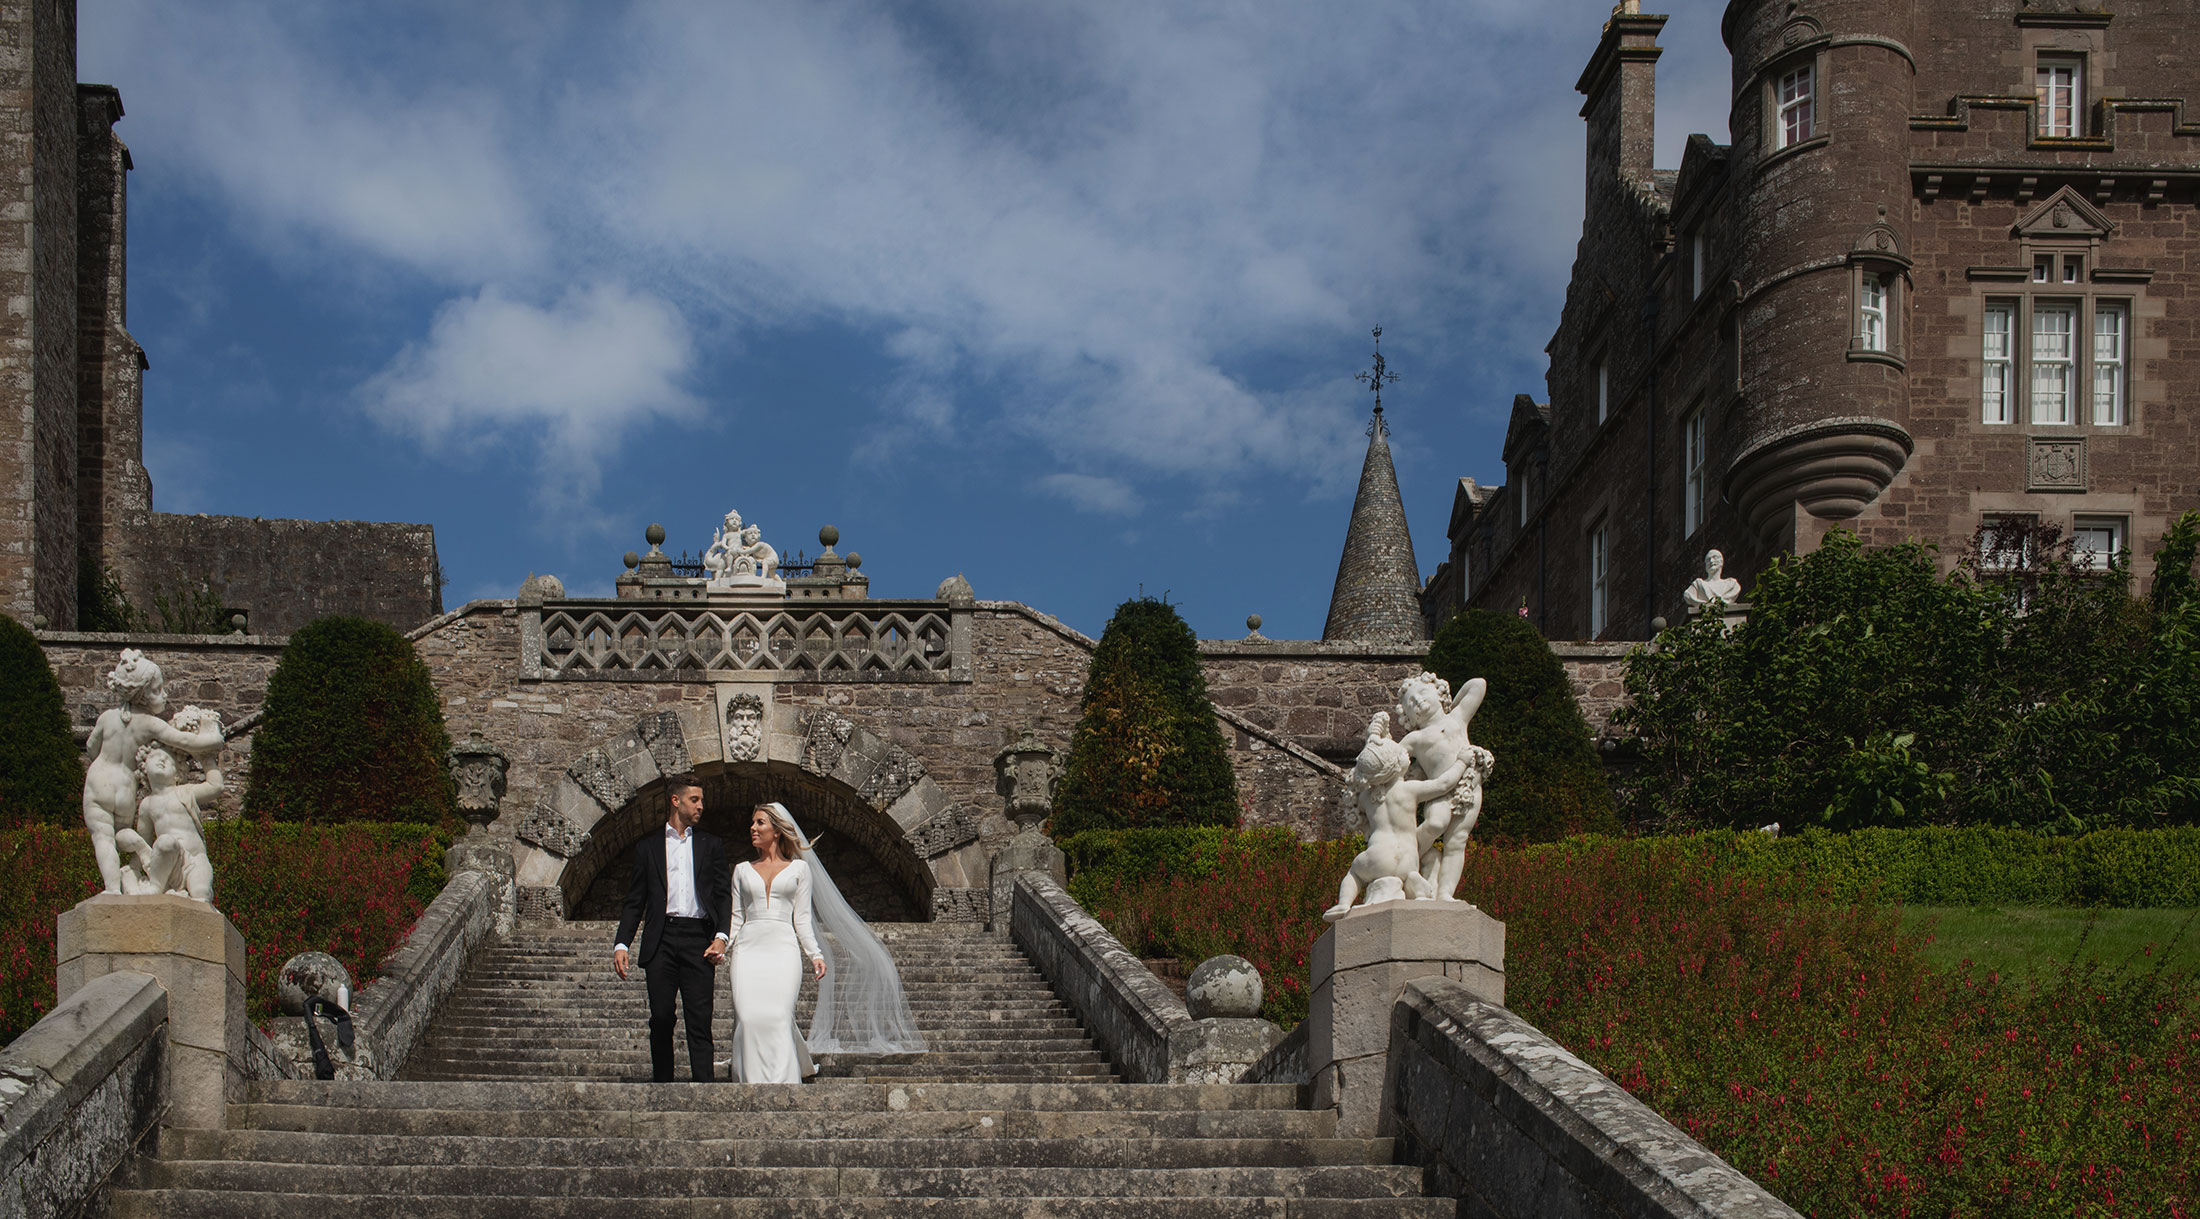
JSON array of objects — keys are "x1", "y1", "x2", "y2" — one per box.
[
  {"x1": 1036, "y1": 472, "x2": 1141, "y2": 516},
  {"x1": 360, "y1": 283, "x2": 700, "y2": 504}
]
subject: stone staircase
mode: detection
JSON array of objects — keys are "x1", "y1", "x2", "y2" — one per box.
[
  {"x1": 399, "y1": 920, "x2": 1110, "y2": 1083},
  {"x1": 101, "y1": 920, "x2": 1451, "y2": 1215}
]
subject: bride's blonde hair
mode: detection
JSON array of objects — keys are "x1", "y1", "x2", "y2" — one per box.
[{"x1": 753, "y1": 802, "x2": 808, "y2": 861}]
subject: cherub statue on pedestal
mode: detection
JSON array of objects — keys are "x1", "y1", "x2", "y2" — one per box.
[
  {"x1": 1325, "y1": 713, "x2": 1455, "y2": 922},
  {"x1": 115, "y1": 708, "x2": 223, "y2": 901},
  {"x1": 1395, "y1": 672, "x2": 1495, "y2": 902},
  {"x1": 81, "y1": 651, "x2": 226, "y2": 893}
]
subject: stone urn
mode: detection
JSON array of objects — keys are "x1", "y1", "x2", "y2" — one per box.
[{"x1": 448, "y1": 732, "x2": 510, "y2": 835}]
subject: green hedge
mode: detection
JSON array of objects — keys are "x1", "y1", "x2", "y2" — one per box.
[
  {"x1": 1061, "y1": 824, "x2": 2200, "y2": 910},
  {"x1": 1519, "y1": 825, "x2": 2200, "y2": 908}
]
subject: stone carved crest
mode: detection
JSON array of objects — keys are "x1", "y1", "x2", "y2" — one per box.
[
  {"x1": 2029, "y1": 436, "x2": 2088, "y2": 491},
  {"x1": 723, "y1": 690, "x2": 767, "y2": 763},
  {"x1": 448, "y1": 732, "x2": 510, "y2": 831}
]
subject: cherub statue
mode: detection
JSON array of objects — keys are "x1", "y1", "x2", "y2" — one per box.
[
  {"x1": 1682, "y1": 549, "x2": 1744, "y2": 611},
  {"x1": 81, "y1": 651, "x2": 226, "y2": 893},
  {"x1": 115, "y1": 712, "x2": 222, "y2": 902},
  {"x1": 732, "y1": 524, "x2": 779, "y2": 580},
  {"x1": 1395, "y1": 672, "x2": 1495, "y2": 903},
  {"x1": 1325, "y1": 713, "x2": 1450, "y2": 922},
  {"x1": 702, "y1": 509, "x2": 745, "y2": 581}
]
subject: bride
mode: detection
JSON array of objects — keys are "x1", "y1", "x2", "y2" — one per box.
[{"x1": 723, "y1": 802, "x2": 926, "y2": 1082}]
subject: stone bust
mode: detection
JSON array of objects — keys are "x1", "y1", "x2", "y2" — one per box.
[{"x1": 1682, "y1": 549, "x2": 1744, "y2": 611}]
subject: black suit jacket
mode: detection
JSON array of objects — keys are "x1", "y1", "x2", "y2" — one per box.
[{"x1": 615, "y1": 826, "x2": 733, "y2": 965}]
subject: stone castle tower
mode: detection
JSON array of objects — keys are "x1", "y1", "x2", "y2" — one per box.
[
  {"x1": 1323, "y1": 407, "x2": 1426, "y2": 644},
  {"x1": 1425, "y1": 0, "x2": 2200, "y2": 640},
  {"x1": 0, "y1": 0, "x2": 441, "y2": 634}
]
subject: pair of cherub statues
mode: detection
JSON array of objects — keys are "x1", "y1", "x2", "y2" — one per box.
[
  {"x1": 81, "y1": 650, "x2": 226, "y2": 901},
  {"x1": 1326, "y1": 671, "x2": 1496, "y2": 921},
  {"x1": 702, "y1": 509, "x2": 780, "y2": 583}
]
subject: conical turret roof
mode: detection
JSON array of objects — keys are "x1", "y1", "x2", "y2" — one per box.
[{"x1": 1322, "y1": 411, "x2": 1426, "y2": 643}]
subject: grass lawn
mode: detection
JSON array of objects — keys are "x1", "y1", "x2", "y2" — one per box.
[{"x1": 1903, "y1": 904, "x2": 2200, "y2": 977}]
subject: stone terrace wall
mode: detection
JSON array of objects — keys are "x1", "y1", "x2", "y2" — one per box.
[
  {"x1": 37, "y1": 605, "x2": 1639, "y2": 852},
  {"x1": 38, "y1": 631, "x2": 283, "y2": 808}
]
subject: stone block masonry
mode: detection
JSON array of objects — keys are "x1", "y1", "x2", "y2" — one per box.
[{"x1": 115, "y1": 511, "x2": 441, "y2": 637}]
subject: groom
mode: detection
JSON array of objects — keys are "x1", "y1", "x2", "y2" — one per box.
[{"x1": 612, "y1": 774, "x2": 732, "y2": 1082}]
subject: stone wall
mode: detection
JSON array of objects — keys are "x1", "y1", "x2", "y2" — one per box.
[
  {"x1": 38, "y1": 606, "x2": 1634, "y2": 853},
  {"x1": 0, "y1": 970, "x2": 167, "y2": 1219},
  {"x1": 38, "y1": 631, "x2": 284, "y2": 807},
  {"x1": 116, "y1": 512, "x2": 442, "y2": 637},
  {"x1": 1387, "y1": 977, "x2": 1800, "y2": 1219}
]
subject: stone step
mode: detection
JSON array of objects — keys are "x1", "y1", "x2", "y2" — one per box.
[
  {"x1": 158, "y1": 1127, "x2": 1396, "y2": 1170},
  {"x1": 250, "y1": 1080, "x2": 1303, "y2": 1111},
  {"x1": 107, "y1": 1190, "x2": 1453, "y2": 1218},
  {"x1": 411, "y1": 1035, "x2": 1103, "y2": 1055},
  {"x1": 231, "y1": 1105, "x2": 1339, "y2": 1142},
  {"x1": 396, "y1": 1061, "x2": 1119, "y2": 1082},
  {"x1": 132, "y1": 1161, "x2": 1425, "y2": 1200}
]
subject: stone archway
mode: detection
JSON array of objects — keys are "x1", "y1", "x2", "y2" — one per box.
[{"x1": 507, "y1": 707, "x2": 990, "y2": 922}]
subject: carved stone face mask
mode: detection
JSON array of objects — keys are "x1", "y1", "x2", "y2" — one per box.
[{"x1": 726, "y1": 696, "x2": 765, "y2": 762}]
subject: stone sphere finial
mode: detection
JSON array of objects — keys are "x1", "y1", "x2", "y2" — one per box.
[
  {"x1": 277, "y1": 952, "x2": 355, "y2": 1016},
  {"x1": 819, "y1": 525, "x2": 840, "y2": 548},
  {"x1": 1186, "y1": 955, "x2": 1264, "y2": 1019},
  {"x1": 846, "y1": 553, "x2": 862, "y2": 570},
  {"x1": 624, "y1": 551, "x2": 640, "y2": 570},
  {"x1": 230, "y1": 613, "x2": 247, "y2": 632},
  {"x1": 645, "y1": 523, "x2": 666, "y2": 549},
  {"x1": 31, "y1": 613, "x2": 47, "y2": 630},
  {"x1": 1246, "y1": 614, "x2": 1262, "y2": 632}
]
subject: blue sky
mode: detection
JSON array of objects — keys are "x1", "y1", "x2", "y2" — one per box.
[{"x1": 79, "y1": 1, "x2": 1731, "y2": 641}]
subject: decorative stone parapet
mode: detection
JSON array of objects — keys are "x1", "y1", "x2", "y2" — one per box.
[
  {"x1": 0, "y1": 971, "x2": 167, "y2": 1219},
  {"x1": 1307, "y1": 899, "x2": 1504, "y2": 1137},
  {"x1": 1010, "y1": 874, "x2": 1282, "y2": 1084},
  {"x1": 55, "y1": 894, "x2": 246, "y2": 1130},
  {"x1": 1385, "y1": 977, "x2": 1801, "y2": 1219}
]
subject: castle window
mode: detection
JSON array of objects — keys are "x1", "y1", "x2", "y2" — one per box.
[
  {"x1": 1775, "y1": 64, "x2": 1815, "y2": 149},
  {"x1": 1981, "y1": 293, "x2": 2130, "y2": 427},
  {"x1": 1982, "y1": 303, "x2": 2015, "y2": 424},
  {"x1": 2091, "y1": 303, "x2": 2127, "y2": 425},
  {"x1": 1682, "y1": 406, "x2": 1707, "y2": 537},
  {"x1": 2030, "y1": 302, "x2": 2077, "y2": 425},
  {"x1": 1595, "y1": 358, "x2": 1609, "y2": 423},
  {"x1": 1979, "y1": 514, "x2": 2039, "y2": 573},
  {"x1": 1691, "y1": 232, "x2": 1707, "y2": 299},
  {"x1": 2035, "y1": 56, "x2": 2084, "y2": 138},
  {"x1": 2072, "y1": 515, "x2": 2126, "y2": 572},
  {"x1": 1858, "y1": 275, "x2": 1889, "y2": 352},
  {"x1": 1588, "y1": 521, "x2": 1610, "y2": 637}
]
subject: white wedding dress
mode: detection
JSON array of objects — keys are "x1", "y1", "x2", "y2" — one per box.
[{"x1": 724, "y1": 858, "x2": 821, "y2": 1083}]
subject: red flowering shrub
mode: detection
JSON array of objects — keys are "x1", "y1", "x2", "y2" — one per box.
[
  {"x1": 1090, "y1": 829, "x2": 2200, "y2": 1215},
  {"x1": 0, "y1": 821, "x2": 451, "y2": 1043}
]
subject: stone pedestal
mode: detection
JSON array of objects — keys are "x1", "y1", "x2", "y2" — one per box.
[
  {"x1": 56, "y1": 894, "x2": 248, "y2": 1129},
  {"x1": 987, "y1": 828, "x2": 1067, "y2": 930},
  {"x1": 1306, "y1": 899, "x2": 1504, "y2": 1137}
]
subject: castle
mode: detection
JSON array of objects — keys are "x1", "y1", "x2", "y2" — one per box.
[
  {"x1": 1417, "y1": 0, "x2": 2200, "y2": 640},
  {"x1": 0, "y1": 0, "x2": 440, "y2": 635}
]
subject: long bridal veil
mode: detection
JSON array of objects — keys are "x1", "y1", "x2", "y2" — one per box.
[{"x1": 765, "y1": 803, "x2": 928, "y2": 1055}]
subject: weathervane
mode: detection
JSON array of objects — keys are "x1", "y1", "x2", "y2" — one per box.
[{"x1": 1355, "y1": 326, "x2": 1399, "y2": 437}]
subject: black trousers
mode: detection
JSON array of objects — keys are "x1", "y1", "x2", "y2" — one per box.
[{"x1": 645, "y1": 917, "x2": 717, "y2": 1082}]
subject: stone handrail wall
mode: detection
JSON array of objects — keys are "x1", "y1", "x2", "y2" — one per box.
[
  {"x1": 0, "y1": 972, "x2": 168, "y2": 1219},
  {"x1": 1242, "y1": 1017, "x2": 1310, "y2": 1085},
  {"x1": 521, "y1": 599, "x2": 971, "y2": 682},
  {"x1": 1386, "y1": 978, "x2": 1801, "y2": 1219},
  {"x1": 265, "y1": 855, "x2": 507, "y2": 1080},
  {"x1": 1010, "y1": 873, "x2": 1195, "y2": 1084},
  {"x1": 1009, "y1": 874, "x2": 1281, "y2": 1085}
]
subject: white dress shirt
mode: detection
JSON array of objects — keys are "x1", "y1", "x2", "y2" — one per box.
[{"x1": 614, "y1": 822, "x2": 726, "y2": 952}]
